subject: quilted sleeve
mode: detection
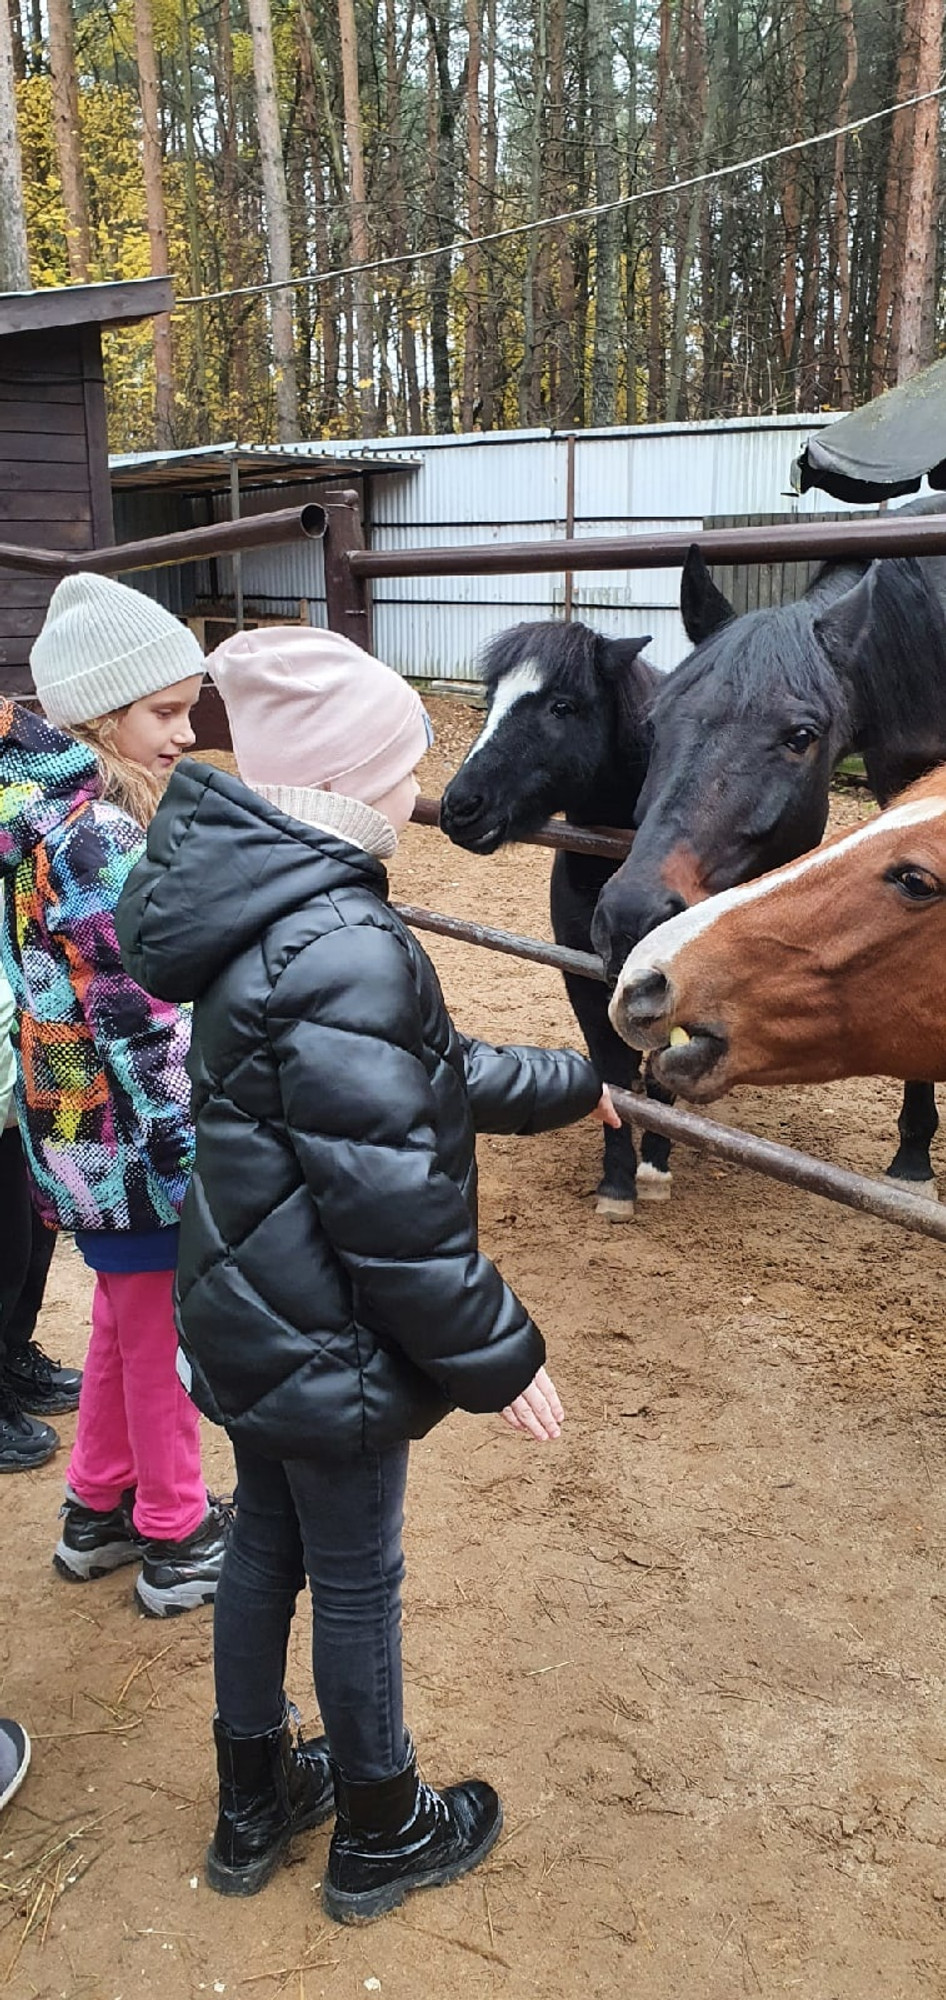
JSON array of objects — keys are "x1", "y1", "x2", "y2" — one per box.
[
  {"x1": 457, "y1": 1032, "x2": 600, "y2": 1135},
  {"x1": 266, "y1": 920, "x2": 545, "y2": 1413}
]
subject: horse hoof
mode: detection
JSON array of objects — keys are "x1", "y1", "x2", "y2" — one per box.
[
  {"x1": 885, "y1": 1176, "x2": 940, "y2": 1202},
  {"x1": 635, "y1": 1164, "x2": 673, "y2": 1204},
  {"x1": 595, "y1": 1193, "x2": 636, "y2": 1222}
]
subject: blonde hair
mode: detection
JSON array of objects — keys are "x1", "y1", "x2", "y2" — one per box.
[{"x1": 71, "y1": 710, "x2": 164, "y2": 827}]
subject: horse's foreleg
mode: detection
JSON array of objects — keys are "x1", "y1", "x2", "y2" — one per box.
[
  {"x1": 563, "y1": 970, "x2": 646, "y2": 1220},
  {"x1": 636, "y1": 1073, "x2": 674, "y2": 1203},
  {"x1": 885, "y1": 1081, "x2": 939, "y2": 1198}
]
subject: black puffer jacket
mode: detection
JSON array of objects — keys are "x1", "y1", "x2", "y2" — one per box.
[{"x1": 116, "y1": 762, "x2": 600, "y2": 1458}]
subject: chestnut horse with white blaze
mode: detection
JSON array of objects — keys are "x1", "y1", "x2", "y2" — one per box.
[{"x1": 607, "y1": 768, "x2": 946, "y2": 1104}]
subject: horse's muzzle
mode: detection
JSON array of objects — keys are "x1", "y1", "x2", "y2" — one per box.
[{"x1": 608, "y1": 963, "x2": 729, "y2": 1097}]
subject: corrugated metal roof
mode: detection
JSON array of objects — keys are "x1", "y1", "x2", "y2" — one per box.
[{"x1": 109, "y1": 441, "x2": 419, "y2": 491}]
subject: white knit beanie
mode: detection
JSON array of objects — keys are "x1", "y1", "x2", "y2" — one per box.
[{"x1": 30, "y1": 573, "x2": 205, "y2": 725}]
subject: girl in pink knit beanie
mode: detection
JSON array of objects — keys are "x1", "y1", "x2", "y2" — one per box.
[{"x1": 117, "y1": 624, "x2": 618, "y2": 1923}]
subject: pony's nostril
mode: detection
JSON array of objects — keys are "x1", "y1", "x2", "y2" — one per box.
[
  {"x1": 442, "y1": 789, "x2": 484, "y2": 826},
  {"x1": 621, "y1": 967, "x2": 671, "y2": 1023}
]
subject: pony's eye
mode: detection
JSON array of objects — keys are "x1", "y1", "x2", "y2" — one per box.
[
  {"x1": 783, "y1": 726, "x2": 818, "y2": 755},
  {"x1": 889, "y1": 864, "x2": 942, "y2": 902},
  {"x1": 549, "y1": 699, "x2": 577, "y2": 719}
]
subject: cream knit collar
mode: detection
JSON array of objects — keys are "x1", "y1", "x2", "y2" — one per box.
[{"x1": 253, "y1": 783, "x2": 398, "y2": 858}]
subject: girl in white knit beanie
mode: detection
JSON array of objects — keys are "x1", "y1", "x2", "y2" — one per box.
[{"x1": 0, "y1": 573, "x2": 229, "y2": 1618}]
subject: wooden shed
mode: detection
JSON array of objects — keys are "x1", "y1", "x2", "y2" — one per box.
[{"x1": 0, "y1": 276, "x2": 173, "y2": 695}]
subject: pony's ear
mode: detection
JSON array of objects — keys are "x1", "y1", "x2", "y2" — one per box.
[
  {"x1": 602, "y1": 633, "x2": 652, "y2": 672},
  {"x1": 812, "y1": 568, "x2": 875, "y2": 678},
  {"x1": 680, "y1": 546, "x2": 735, "y2": 644}
]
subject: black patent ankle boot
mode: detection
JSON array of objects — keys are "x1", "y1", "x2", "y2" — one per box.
[
  {"x1": 206, "y1": 1708, "x2": 334, "y2": 1897},
  {"x1": 323, "y1": 1735, "x2": 503, "y2": 1924}
]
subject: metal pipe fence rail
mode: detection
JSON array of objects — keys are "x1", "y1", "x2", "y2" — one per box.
[
  {"x1": 350, "y1": 509, "x2": 946, "y2": 583},
  {"x1": 410, "y1": 795, "x2": 633, "y2": 862},
  {"x1": 394, "y1": 900, "x2": 946, "y2": 1247}
]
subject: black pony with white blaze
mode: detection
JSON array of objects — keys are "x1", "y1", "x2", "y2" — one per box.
[{"x1": 440, "y1": 618, "x2": 671, "y2": 1218}]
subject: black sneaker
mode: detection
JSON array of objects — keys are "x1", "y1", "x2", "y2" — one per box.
[
  {"x1": 135, "y1": 1496, "x2": 232, "y2": 1619},
  {"x1": 0, "y1": 1389, "x2": 59, "y2": 1472},
  {"x1": 54, "y1": 1485, "x2": 141, "y2": 1581},
  {"x1": 4, "y1": 1342, "x2": 82, "y2": 1416}
]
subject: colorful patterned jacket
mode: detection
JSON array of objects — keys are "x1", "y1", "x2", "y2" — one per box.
[{"x1": 0, "y1": 700, "x2": 193, "y2": 1232}]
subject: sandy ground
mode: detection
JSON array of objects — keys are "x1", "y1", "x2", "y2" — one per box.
[{"x1": 3, "y1": 702, "x2": 946, "y2": 2000}]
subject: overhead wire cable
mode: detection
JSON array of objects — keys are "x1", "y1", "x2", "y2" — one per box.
[{"x1": 174, "y1": 81, "x2": 946, "y2": 310}]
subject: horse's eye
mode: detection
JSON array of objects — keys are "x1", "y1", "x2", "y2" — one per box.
[
  {"x1": 549, "y1": 699, "x2": 577, "y2": 719},
  {"x1": 783, "y1": 726, "x2": 818, "y2": 755},
  {"x1": 889, "y1": 864, "x2": 942, "y2": 902}
]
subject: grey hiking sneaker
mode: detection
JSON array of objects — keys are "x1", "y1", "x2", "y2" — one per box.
[
  {"x1": 54, "y1": 1486, "x2": 141, "y2": 1581},
  {"x1": 0, "y1": 1719, "x2": 30, "y2": 1814},
  {"x1": 0, "y1": 1388, "x2": 59, "y2": 1473},
  {"x1": 135, "y1": 1496, "x2": 232, "y2": 1619}
]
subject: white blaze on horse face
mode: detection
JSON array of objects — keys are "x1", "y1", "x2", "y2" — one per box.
[
  {"x1": 612, "y1": 793, "x2": 946, "y2": 996},
  {"x1": 464, "y1": 661, "x2": 545, "y2": 764}
]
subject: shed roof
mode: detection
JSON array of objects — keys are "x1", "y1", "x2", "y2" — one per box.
[
  {"x1": 109, "y1": 441, "x2": 419, "y2": 493},
  {"x1": 0, "y1": 277, "x2": 175, "y2": 340},
  {"x1": 792, "y1": 358, "x2": 946, "y2": 502}
]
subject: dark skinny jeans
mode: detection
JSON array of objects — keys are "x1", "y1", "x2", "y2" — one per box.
[
  {"x1": 0, "y1": 1127, "x2": 57, "y2": 1373},
  {"x1": 213, "y1": 1435, "x2": 410, "y2": 1781}
]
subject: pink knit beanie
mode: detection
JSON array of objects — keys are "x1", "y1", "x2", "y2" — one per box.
[{"x1": 206, "y1": 626, "x2": 431, "y2": 803}]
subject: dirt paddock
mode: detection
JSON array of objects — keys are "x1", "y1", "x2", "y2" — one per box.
[{"x1": 4, "y1": 698, "x2": 946, "y2": 1999}]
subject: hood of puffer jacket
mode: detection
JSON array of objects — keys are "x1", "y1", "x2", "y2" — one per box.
[
  {"x1": 116, "y1": 758, "x2": 390, "y2": 1003},
  {"x1": 0, "y1": 700, "x2": 101, "y2": 873}
]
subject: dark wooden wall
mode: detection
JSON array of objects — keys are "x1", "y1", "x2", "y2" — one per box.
[{"x1": 0, "y1": 325, "x2": 113, "y2": 698}]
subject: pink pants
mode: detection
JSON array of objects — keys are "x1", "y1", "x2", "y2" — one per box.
[{"x1": 67, "y1": 1269, "x2": 207, "y2": 1542}]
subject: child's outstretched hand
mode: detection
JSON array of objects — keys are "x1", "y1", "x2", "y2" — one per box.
[
  {"x1": 591, "y1": 1083, "x2": 622, "y2": 1128},
  {"x1": 500, "y1": 1365, "x2": 564, "y2": 1441}
]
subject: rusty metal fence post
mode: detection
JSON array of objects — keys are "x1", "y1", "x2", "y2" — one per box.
[{"x1": 322, "y1": 490, "x2": 373, "y2": 652}]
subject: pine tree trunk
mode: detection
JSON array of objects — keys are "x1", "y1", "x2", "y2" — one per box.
[
  {"x1": 178, "y1": 0, "x2": 209, "y2": 440},
  {"x1": 383, "y1": 0, "x2": 422, "y2": 431},
  {"x1": 215, "y1": 0, "x2": 253, "y2": 431},
  {"x1": 461, "y1": 0, "x2": 482, "y2": 428},
  {"x1": 479, "y1": 0, "x2": 499, "y2": 427},
  {"x1": 873, "y1": 5, "x2": 915, "y2": 390},
  {"x1": 133, "y1": 0, "x2": 174, "y2": 446},
  {"x1": 337, "y1": 0, "x2": 377, "y2": 433},
  {"x1": 832, "y1": 0, "x2": 857, "y2": 407},
  {"x1": 548, "y1": 0, "x2": 578, "y2": 423},
  {"x1": 246, "y1": 0, "x2": 301, "y2": 442},
  {"x1": 896, "y1": 0, "x2": 943, "y2": 380},
  {"x1": 518, "y1": 0, "x2": 546, "y2": 424},
  {"x1": 647, "y1": 0, "x2": 671, "y2": 419},
  {"x1": 423, "y1": 0, "x2": 463, "y2": 433},
  {"x1": 47, "y1": 0, "x2": 90, "y2": 279},
  {"x1": 7, "y1": 0, "x2": 24, "y2": 81},
  {"x1": 666, "y1": 0, "x2": 709, "y2": 421},
  {"x1": 0, "y1": 0, "x2": 27, "y2": 288},
  {"x1": 587, "y1": 0, "x2": 619, "y2": 424},
  {"x1": 298, "y1": 7, "x2": 343, "y2": 433}
]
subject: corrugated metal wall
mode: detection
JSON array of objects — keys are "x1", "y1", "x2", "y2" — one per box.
[
  {"x1": 364, "y1": 417, "x2": 852, "y2": 676},
  {"x1": 114, "y1": 415, "x2": 859, "y2": 679}
]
